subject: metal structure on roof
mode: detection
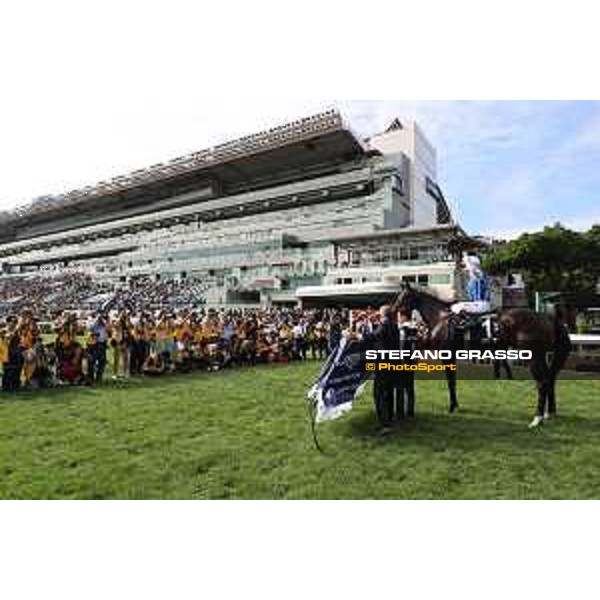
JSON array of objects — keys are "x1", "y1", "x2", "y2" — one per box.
[{"x1": 0, "y1": 110, "x2": 359, "y2": 227}]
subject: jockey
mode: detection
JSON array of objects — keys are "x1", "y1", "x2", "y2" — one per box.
[{"x1": 451, "y1": 253, "x2": 492, "y2": 316}]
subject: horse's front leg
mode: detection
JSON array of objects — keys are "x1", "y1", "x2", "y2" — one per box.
[
  {"x1": 446, "y1": 362, "x2": 459, "y2": 413},
  {"x1": 529, "y1": 380, "x2": 549, "y2": 429},
  {"x1": 547, "y1": 379, "x2": 557, "y2": 418}
]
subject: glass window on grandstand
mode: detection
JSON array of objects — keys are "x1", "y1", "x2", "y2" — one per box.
[
  {"x1": 404, "y1": 247, "x2": 417, "y2": 262},
  {"x1": 374, "y1": 251, "x2": 386, "y2": 265},
  {"x1": 430, "y1": 273, "x2": 452, "y2": 285}
]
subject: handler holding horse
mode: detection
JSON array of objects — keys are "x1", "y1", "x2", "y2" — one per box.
[{"x1": 397, "y1": 283, "x2": 572, "y2": 429}]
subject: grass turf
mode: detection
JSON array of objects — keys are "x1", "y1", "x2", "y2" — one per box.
[{"x1": 0, "y1": 362, "x2": 599, "y2": 499}]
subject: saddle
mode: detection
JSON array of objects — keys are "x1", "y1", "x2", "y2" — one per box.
[{"x1": 447, "y1": 309, "x2": 498, "y2": 340}]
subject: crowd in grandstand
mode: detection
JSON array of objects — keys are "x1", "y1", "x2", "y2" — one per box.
[
  {"x1": 0, "y1": 273, "x2": 113, "y2": 318},
  {"x1": 0, "y1": 274, "x2": 210, "y2": 319}
]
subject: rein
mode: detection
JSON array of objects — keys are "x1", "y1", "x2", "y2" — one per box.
[{"x1": 408, "y1": 289, "x2": 451, "y2": 329}]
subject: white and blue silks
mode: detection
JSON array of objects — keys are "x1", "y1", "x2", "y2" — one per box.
[
  {"x1": 467, "y1": 275, "x2": 491, "y2": 303},
  {"x1": 452, "y1": 254, "x2": 492, "y2": 315},
  {"x1": 307, "y1": 337, "x2": 367, "y2": 423}
]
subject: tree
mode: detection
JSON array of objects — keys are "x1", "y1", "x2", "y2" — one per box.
[{"x1": 483, "y1": 223, "x2": 600, "y2": 295}]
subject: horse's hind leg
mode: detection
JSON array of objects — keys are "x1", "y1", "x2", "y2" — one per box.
[
  {"x1": 529, "y1": 352, "x2": 550, "y2": 429},
  {"x1": 530, "y1": 381, "x2": 549, "y2": 429}
]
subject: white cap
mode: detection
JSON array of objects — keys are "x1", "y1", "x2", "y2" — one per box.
[{"x1": 463, "y1": 253, "x2": 483, "y2": 277}]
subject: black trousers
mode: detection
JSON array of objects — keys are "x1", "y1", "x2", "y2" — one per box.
[
  {"x1": 374, "y1": 378, "x2": 394, "y2": 427},
  {"x1": 494, "y1": 360, "x2": 513, "y2": 380},
  {"x1": 87, "y1": 343, "x2": 107, "y2": 382},
  {"x1": 394, "y1": 372, "x2": 416, "y2": 419},
  {"x1": 316, "y1": 338, "x2": 328, "y2": 360},
  {"x1": 129, "y1": 340, "x2": 148, "y2": 375},
  {"x1": 293, "y1": 338, "x2": 306, "y2": 360},
  {"x1": 2, "y1": 361, "x2": 22, "y2": 391}
]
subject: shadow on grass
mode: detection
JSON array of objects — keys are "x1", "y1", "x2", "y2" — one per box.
[
  {"x1": 344, "y1": 409, "x2": 600, "y2": 453},
  {"x1": 0, "y1": 370, "x2": 208, "y2": 403},
  {"x1": 0, "y1": 361, "x2": 312, "y2": 405},
  {"x1": 0, "y1": 380, "x2": 140, "y2": 403}
]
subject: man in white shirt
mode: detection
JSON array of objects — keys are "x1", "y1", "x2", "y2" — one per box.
[{"x1": 293, "y1": 321, "x2": 307, "y2": 360}]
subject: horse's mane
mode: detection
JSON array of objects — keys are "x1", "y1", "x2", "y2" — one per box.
[{"x1": 406, "y1": 286, "x2": 452, "y2": 310}]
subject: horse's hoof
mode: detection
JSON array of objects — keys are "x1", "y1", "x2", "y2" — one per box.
[
  {"x1": 449, "y1": 404, "x2": 459, "y2": 414},
  {"x1": 378, "y1": 427, "x2": 394, "y2": 437},
  {"x1": 544, "y1": 413, "x2": 556, "y2": 421},
  {"x1": 529, "y1": 416, "x2": 544, "y2": 429}
]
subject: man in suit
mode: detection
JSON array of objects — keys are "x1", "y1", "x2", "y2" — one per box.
[
  {"x1": 396, "y1": 308, "x2": 418, "y2": 420},
  {"x1": 328, "y1": 313, "x2": 343, "y2": 355},
  {"x1": 367, "y1": 306, "x2": 400, "y2": 434}
]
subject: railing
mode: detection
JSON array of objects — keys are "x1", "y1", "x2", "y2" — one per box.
[{"x1": 570, "y1": 334, "x2": 600, "y2": 347}]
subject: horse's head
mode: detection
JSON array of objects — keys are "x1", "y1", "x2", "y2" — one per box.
[
  {"x1": 395, "y1": 283, "x2": 450, "y2": 329},
  {"x1": 396, "y1": 283, "x2": 418, "y2": 313}
]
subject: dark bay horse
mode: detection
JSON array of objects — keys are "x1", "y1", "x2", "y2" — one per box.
[
  {"x1": 396, "y1": 285, "x2": 572, "y2": 428},
  {"x1": 392, "y1": 287, "x2": 461, "y2": 414}
]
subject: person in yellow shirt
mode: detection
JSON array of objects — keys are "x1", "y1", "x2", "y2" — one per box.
[
  {"x1": 2, "y1": 322, "x2": 23, "y2": 391},
  {"x1": 129, "y1": 321, "x2": 149, "y2": 376},
  {"x1": 0, "y1": 326, "x2": 9, "y2": 369},
  {"x1": 18, "y1": 310, "x2": 40, "y2": 385},
  {"x1": 279, "y1": 322, "x2": 293, "y2": 360},
  {"x1": 55, "y1": 312, "x2": 77, "y2": 347},
  {"x1": 154, "y1": 314, "x2": 176, "y2": 370},
  {"x1": 18, "y1": 310, "x2": 39, "y2": 351},
  {"x1": 110, "y1": 313, "x2": 133, "y2": 379}
]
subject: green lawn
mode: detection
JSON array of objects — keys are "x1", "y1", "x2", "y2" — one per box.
[{"x1": 0, "y1": 363, "x2": 599, "y2": 499}]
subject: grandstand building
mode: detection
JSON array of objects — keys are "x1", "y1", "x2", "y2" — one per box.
[{"x1": 0, "y1": 111, "x2": 469, "y2": 309}]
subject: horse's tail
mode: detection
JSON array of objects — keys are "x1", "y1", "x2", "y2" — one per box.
[{"x1": 550, "y1": 312, "x2": 572, "y2": 377}]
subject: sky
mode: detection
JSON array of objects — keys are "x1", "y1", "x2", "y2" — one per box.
[
  {"x1": 1, "y1": 100, "x2": 599, "y2": 240},
  {"x1": 1, "y1": 2, "x2": 598, "y2": 242}
]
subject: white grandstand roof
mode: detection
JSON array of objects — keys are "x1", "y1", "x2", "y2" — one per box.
[{"x1": 0, "y1": 110, "x2": 367, "y2": 227}]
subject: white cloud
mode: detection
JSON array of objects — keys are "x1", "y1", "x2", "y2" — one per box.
[
  {"x1": 1, "y1": 98, "x2": 598, "y2": 244},
  {"x1": 562, "y1": 111, "x2": 600, "y2": 154},
  {"x1": 485, "y1": 214, "x2": 600, "y2": 241},
  {"x1": 0, "y1": 100, "x2": 334, "y2": 211}
]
